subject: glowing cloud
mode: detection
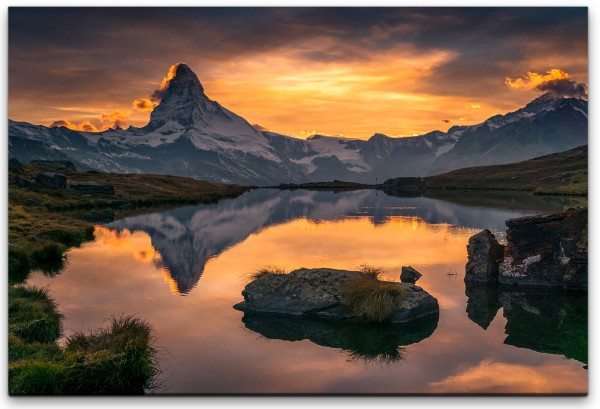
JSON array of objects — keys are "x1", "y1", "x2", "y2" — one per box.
[
  {"x1": 469, "y1": 104, "x2": 481, "y2": 109},
  {"x1": 151, "y1": 62, "x2": 182, "y2": 102},
  {"x1": 505, "y1": 69, "x2": 588, "y2": 98},
  {"x1": 505, "y1": 69, "x2": 570, "y2": 90},
  {"x1": 50, "y1": 119, "x2": 99, "y2": 132},
  {"x1": 100, "y1": 110, "x2": 131, "y2": 130},
  {"x1": 133, "y1": 98, "x2": 157, "y2": 112}
]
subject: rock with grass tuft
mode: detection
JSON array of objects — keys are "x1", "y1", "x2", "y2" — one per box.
[{"x1": 234, "y1": 267, "x2": 439, "y2": 324}]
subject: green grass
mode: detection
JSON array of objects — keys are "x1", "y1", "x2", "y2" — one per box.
[
  {"x1": 248, "y1": 265, "x2": 288, "y2": 281},
  {"x1": 344, "y1": 277, "x2": 405, "y2": 323},
  {"x1": 9, "y1": 315, "x2": 160, "y2": 395},
  {"x1": 9, "y1": 286, "x2": 63, "y2": 343}
]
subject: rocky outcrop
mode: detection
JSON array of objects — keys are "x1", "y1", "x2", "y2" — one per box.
[
  {"x1": 234, "y1": 267, "x2": 439, "y2": 324},
  {"x1": 400, "y1": 266, "x2": 422, "y2": 283},
  {"x1": 30, "y1": 160, "x2": 77, "y2": 171},
  {"x1": 35, "y1": 172, "x2": 67, "y2": 189},
  {"x1": 69, "y1": 181, "x2": 115, "y2": 195},
  {"x1": 499, "y1": 208, "x2": 587, "y2": 289},
  {"x1": 465, "y1": 209, "x2": 587, "y2": 289},
  {"x1": 465, "y1": 229, "x2": 504, "y2": 283}
]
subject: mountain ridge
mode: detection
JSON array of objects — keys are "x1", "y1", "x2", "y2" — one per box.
[{"x1": 9, "y1": 63, "x2": 588, "y2": 185}]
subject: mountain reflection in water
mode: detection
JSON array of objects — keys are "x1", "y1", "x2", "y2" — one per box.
[
  {"x1": 26, "y1": 188, "x2": 587, "y2": 393},
  {"x1": 106, "y1": 188, "x2": 578, "y2": 295}
]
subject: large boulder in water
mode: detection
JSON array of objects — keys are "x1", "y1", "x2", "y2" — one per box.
[
  {"x1": 465, "y1": 229, "x2": 504, "y2": 283},
  {"x1": 234, "y1": 267, "x2": 439, "y2": 324}
]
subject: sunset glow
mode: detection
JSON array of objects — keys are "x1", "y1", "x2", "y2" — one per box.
[{"x1": 8, "y1": 7, "x2": 588, "y2": 139}]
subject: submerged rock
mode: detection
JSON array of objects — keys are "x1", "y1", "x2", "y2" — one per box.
[
  {"x1": 234, "y1": 267, "x2": 439, "y2": 324},
  {"x1": 465, "y1": 229, "x2": 504, "y2": 283},
  {"x1": 400, "y1": 266, "x2": 422, "y2": 284}
]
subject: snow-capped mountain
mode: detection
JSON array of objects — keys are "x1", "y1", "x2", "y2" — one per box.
[{"x1": 8, "y1": 63, "x2": 588, "y2": 185}]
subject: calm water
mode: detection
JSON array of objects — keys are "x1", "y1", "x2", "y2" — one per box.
[{"x1": 27, "y1": 189, "x2": 588, "y2": 394}]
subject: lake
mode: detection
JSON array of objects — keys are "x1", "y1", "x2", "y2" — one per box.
[{"x1": 27, "y1": 189, "x2": 588, "y2": 394}]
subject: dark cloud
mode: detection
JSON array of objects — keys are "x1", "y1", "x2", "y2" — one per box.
[
  {"x1": 536, "y1": 78, "x2": 588, "y2": 99},
  {"x1": 8, "y1": 7, "x2": 588, "y2": 127},
  {"x1": 442, "y1": 119, "x2": 452, "y2": 124}
]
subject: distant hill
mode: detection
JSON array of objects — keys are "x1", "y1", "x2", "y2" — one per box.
[{"x1": 392, "y1": 145, "x2": 587, "y2": 195}]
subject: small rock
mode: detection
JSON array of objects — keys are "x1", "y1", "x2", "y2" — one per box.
[
  {"x1": 24, "y1": 198, "x2": 41, "y2": 206},
  {"x1": 400, "y1": 266, "x2": 422, "y2": 283},
  {"x1": 35, "y1": 172, "x2": 67, "y2": 189}
]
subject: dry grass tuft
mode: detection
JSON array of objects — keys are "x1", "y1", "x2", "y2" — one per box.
[
  {"x1": 357, "y1": 264, "x2": 386, "y2": 281},
  {"x1": 344, "y1": 278, "x2": 405, "y2": 323},
  {"x1": 247, "y1": 266, "x2": 288, "y2": 282}
]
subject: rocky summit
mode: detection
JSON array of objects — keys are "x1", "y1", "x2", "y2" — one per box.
[{"x1": 234, "y1": 267, "x2": 439, "y2": 324}]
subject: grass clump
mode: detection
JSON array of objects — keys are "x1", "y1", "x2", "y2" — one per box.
[
  {"x1": 9, "y1": 286, "x2": 63, "y2": 343},
  {"x1": 61, "y1": 316, "x2": 160, "y2": 394},
  {"x1": 9, "y1": 315, "x2": 160, "y2": 395},
  {"x1": 8, "y1": 248, "x2": 32, "y2": 284},
  {"x1": 30, "y1": 243, "x2": 66, "y2": 275},
  {"x1": 248, "y1": 265, "x2": 288, "y2": 281},
  {"x1": 357, "y1": 264, "x2": 385, "y2": 280},
  {"x1": 344, "y1": 277, "x2": 405, "y2": 323}
]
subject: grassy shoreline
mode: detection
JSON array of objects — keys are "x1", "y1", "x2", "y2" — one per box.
[{"x1": 8, "y1": 160, "x2": 249, "y2": 394}]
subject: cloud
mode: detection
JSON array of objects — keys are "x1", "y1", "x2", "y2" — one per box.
[
  {"x1": 252, "y1": 123, "x2": 269, "y2": 132},
  {"x1": 78, "y1": 120, "x2": 100, "y2": 132},
  {"x1": 50, "y1": 110, "x2": 132, "y2": 132},
  {"x1": 504, "y1": 68, "x2": 588, "y2": 98},
  {"x1": 469, "y1": 104, "x2": 481, "y2": 109},
  {"x1": 49, "y1": 119, "x2": 99, "y2": 132},
  {"x1": 150, "y1": 63, "x2": 181, "y2": 102},
  {"x1": 536, "y1": 78, "x2": 588, "y2": 98},
  {"x1": 133, "y1": 98, "x2": 157, "y2": 112},
  {"x1": 442, "y1": 119, "x2": 452, "y2": 123},
  {"x1": 100, "y1": 110, "x2": 131, "y2": 130},
  {"x1": 49, "y1": 119, "x2": 78, "y2": 130}
]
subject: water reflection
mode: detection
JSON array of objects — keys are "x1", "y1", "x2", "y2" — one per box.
[
  {"x1": 465, "y1": 284, "x2": 587, "y2": 365},
  {"x1": 106, "y1": 189, "x2": 578, "y2": 295},
  {"x1": 26, "y1": 189, "x2": 587, "y2": 394},
  {"x1": 241, "y1": 313, "x2": 439, "y2": 365}
]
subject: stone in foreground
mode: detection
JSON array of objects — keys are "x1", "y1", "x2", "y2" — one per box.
[
  {"x1": 465, "y1": 229, "x2": 504, "y2": 283},
  {"x1": 400, "y1": 266, "x2": 422, "y2": 283},
  {"x1": 234, "y1": 267, "x2": 439, "y2": 324}
]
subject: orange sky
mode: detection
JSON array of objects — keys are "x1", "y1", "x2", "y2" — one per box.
[{"x1": 9, "y1": 8, "x2": 588, "y2": 139}]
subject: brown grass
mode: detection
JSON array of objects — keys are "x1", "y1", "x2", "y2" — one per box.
[
  {"x1": 344, "y1": 278, "x2": 405, "y2": 323},
  {"x1": 357, "y1": 264, "x2": 385, "y2": 280},
  {"x1": 247, "y1": 266, "x2": 288, "y2": 282}
]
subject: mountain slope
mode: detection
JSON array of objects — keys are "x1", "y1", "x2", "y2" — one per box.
[{"x1": 8, "y1": 63, "x2": 588, "y2": 185}]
